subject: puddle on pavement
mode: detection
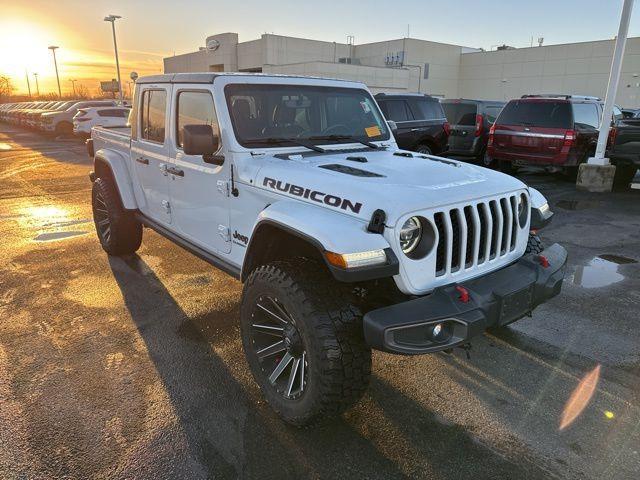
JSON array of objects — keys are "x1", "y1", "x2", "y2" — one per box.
[
  {"x1": 34, "y1": 231, "x2": 89, "y2": 242},
  {"x1": 0, "y1": 143, "x2": 12, "y2": 151},
  {"x1": 597, "y1": 254, "x2": 637, "y2": 265},
  {"x1": 572, "y1": 256, "x2": 632, "y2": 288},
  {"x1": 556, "y1": 199, "x2": 603, "y2": 211}
]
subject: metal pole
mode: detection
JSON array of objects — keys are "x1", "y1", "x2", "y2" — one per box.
[
  {"x1": 106, "y1": 17, "x2": 124, "y2": 104},
  {"x1": 590, "y1": 0, "x2": 634, "y2": 165},
  {"x1": 25, "y1": 70, "x2": 32, "y2": 98},
  {"x1": 34, "y1": 73, "x2": 40, "y2": 96},
  {"x1": 49, "y1": 46, "x2": 62, "y2": 98},
  {"x1": 69, "y1": 79, "x2": 76, "y2": 96}
]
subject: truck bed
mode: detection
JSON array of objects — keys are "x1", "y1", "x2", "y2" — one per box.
[{"x1": 91, "y1": 125, "x2": 131, "y2": 153}]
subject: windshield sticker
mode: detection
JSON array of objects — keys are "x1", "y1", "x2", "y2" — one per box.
[
  {"x1": 365, "y1": 125, "x2": 381, "y2": 137},
  {"x1": 360, "y1": 101, "x2": 372, "y2": 113}
]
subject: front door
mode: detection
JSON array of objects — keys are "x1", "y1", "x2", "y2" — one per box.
[
  {"x1": 130, "y1": 86, "x2": 172, "y2": 224},
  {"x1": 167, "y1": 88, "x2": 231, "y2": 254}
]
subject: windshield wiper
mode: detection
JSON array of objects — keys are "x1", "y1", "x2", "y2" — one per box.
[
  {"x1": 243, "y1": 137, "x2": 325, "y2": 153},
  {"x1": 308, "y1": 134, "x2": 380, "y2": 149}
]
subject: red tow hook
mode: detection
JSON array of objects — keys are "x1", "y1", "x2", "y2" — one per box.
[
  {"x1": 455, "y1": 285, "x2": 470, "y2": 303},
  {"x1": 538, "y1": 255, "x2": 550, "y2": 268}
]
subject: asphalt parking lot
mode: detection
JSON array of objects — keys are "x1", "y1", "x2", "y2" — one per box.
[{"x1": 0, "y1": 124, "x2": 639, "y2": 480}]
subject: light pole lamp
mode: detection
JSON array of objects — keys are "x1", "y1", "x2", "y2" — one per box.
[
  {"x1": 48, "y1": 46, "x2": 62, "y2": 98},
  {"x1": 104, "y1": 15, "x2": 123, "y2": 103},
  {"x1": 33, "y1": 73, "x2": 40, "y2": 96}
]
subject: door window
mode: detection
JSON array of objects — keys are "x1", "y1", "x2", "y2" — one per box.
[
  {"x1": 408, "y1": 98, "x2": 445, "y2": 121},
  {"x1": 483, "y1": 105, "x2": 503, "y2": 124},
  {"x1": 573, "y1": 103, "x2": 599, "y2": 129},
  {"x1": 141, "y1": 90, "x2": 167, "y2": 143},
  {"x1": 380, "y1": 100, "x2": 412, "y2": 122},
  {"x1": 176, "y1": 91, "x2": 219, "y2": 148}
]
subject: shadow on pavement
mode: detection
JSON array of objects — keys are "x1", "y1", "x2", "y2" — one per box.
[{"x1": 110, "y1": 254, "x2": 553, "y2": 479}]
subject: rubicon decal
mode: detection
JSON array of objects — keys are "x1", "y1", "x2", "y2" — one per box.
[{"x1": 263, "y1": 177, "x2": 363, "y2": 214}]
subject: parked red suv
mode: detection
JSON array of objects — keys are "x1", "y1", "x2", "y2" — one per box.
[{"x1": 487, "y1": 94, "x2": 605, "y2": 176}]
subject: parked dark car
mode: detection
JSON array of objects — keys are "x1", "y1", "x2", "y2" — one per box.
[
  {"x1": 487, "y1": 94, "x2": 609, "y2": 176},
  {"x1": 441, "y1": 99, "x2": 504, "y2": 164},
  {"x1": 375, "y1": 93, "x2": 449, "y2": 154},
  {"x1": 619, "y1": 106, "x2": 637, "y2": 119},
  {"x1": 607, "y1": 117, "x2": 640, "y2": 189}
]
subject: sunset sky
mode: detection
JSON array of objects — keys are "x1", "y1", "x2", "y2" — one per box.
[{"x1": 2, "y1": 0, "x2": 639, "y2": 96}]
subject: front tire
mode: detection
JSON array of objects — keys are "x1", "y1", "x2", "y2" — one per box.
[
  {"x1": 240, "y1": 259, "x2": 371, "y2": 426},
  {"x1": 92, "y1": 177, "x2": 142, "y2": 255},
  {"x1": 525, "y1": 233, "x2": 544, "y2": 255},
  {"x1": 416, "y1": 145, "x2": 432, "y2": 155}
]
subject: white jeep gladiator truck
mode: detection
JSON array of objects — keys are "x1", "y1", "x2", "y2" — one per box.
[{"x1": 88, "y1": 73, "x2": 566, "y2": 426}]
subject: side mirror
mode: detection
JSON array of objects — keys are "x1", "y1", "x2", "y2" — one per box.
[
  {"x1": 387, "y1": 120, "x2": 398, "y2": 132},
  {"x1": 183, "y1": 124, "x2": 221, "y2": 162}
]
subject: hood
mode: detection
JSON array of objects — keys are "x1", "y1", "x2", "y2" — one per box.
[{"x1": 248, "y1": 148, "x2": 528, "y2": 227}]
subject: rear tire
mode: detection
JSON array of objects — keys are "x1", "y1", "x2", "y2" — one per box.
[
  {"x1": 416, "y1": 145, "x2": 433, "y2": 155},
  {"x1": 240, "y1": 259, "x2": 371, "y2": 426},
  {"x1": 525, "y1": 233, "x2": 544, "y2": 255},
  {"x1": 92, "y1": 177, "x2": 142, "y2": 255},
  {"x1": 612, "y1": 164, "x2": 638, "y2": 191},
  {"x1": 55, "y1": 121, "x2": 73, "y2": 136}
]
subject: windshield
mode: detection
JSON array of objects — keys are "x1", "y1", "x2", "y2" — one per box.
[
  {"x1": 497, "y1": 100, "x2": 572, "y2": 128},
  {"x1": 225, "y1": 84, "x2": 390, "y2": 148}
]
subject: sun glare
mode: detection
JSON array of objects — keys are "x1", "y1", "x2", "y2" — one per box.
[{"x1": 0, "y1": 20, "x2": 55, "y2": 81}]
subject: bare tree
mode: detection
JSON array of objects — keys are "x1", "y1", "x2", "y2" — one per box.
[
  {"x1": 75, "y1": 84, "x2": 90, "y2": 99},
  {"x1": 0, "y1": 75, "x2": 14, "y2": 103}
]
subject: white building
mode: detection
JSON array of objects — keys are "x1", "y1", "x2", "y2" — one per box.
[{"x1": 164, "y1": 32, "x2": 640, "y2": 107}]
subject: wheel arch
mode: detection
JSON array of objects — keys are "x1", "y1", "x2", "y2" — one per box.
[
  {"x1": 94, "y1": 149, "x2": 138, "y2": 210},
  {"x1": 241, "y1": 202, "x2": 398, "y2": 283}
]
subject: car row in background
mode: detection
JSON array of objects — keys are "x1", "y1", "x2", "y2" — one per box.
[
  {"x1": 0, "y1": 99, "x2": 128, "y2": 136},
  {"x1": 73, "y1": 106, "x2": 130, "y2": 137}
]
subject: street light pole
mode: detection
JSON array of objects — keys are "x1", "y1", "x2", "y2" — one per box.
[
  {"x1": 33, "y1": 73, "x2": 40, "y2": 96},
  {"x1": 69, "y1": 79, "x2": 77, "y2": 96},
  {"x1": 25, "y1": 70, "x2": 32, "y2": 98},
  {"x1": 104, "y1": 15, "x2": 123, "y2": 103},
  {"x1": 590, "y1": 0, "x2": 634, "y2": 165},
  {"x1": 48, "y1": 46, "x2": 62, "y2": 98}
]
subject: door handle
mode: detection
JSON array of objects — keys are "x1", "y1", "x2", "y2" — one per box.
[
  {"x1": 135, "y1": 156, "x2": 149, "y2": 165},
  {"x1": 159, "y1": 163, "x2": 168, "y2": 176},
  {"x1": 167, "y1": 166, "x2": 185, "y2": 177},
  {"x1": 410, "y1": 128, "x2": 423, "y2": 132}
]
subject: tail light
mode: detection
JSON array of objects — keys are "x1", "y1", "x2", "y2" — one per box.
[
  {"x1": 443, "y1": 122, "x2": 451, "y2": 136},
  {"x1": 488, "y1": 123, "x2": 496, "y2": 146},
  {"x1": 474, "y1": 114, "x2": 483, "y2": 137},
  {"x1": 608, "y1": 126, "x2": 617, "y2": 146},
  {"x1": 563, "y1": 130, "x2": 576, "y2": 143}
]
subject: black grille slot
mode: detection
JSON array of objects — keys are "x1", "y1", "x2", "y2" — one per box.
[
  {"x1": 464, "y1": 206, "x2": 476, "y2": 267},
  {"x1": 489, "y1": 200, "x2": 500, "y2": 259},
  {"x1": 450, "y1": 210, "x2": 461, "y2": 272},
  {"x1": 500, "y1": 198, "x2": 510, "y2": 255},
  {"x1": 477, "y1": 204, "x2": 488, "y2": 263},
  {"x1": 434, "y1": 212, "x2": 446, "y2": 276},
  {"x1": 510, "y1": 195, "x2": 518, "y2": 251}
]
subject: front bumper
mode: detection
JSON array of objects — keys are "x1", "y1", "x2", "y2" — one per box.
[{"x1": 363, "y1": 243, "x2": 567, "y2": 355}]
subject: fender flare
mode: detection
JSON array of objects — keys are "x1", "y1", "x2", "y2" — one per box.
[
  {"x1": 242, "y1": 201, "x2": 398, "y2": 282},
  {"x1": 94, "y1": 148, "x2": 139, "y2": 210}
]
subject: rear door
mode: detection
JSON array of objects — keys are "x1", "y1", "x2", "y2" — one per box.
[
  {"x1": 167, "y1": 88, "x2": 231, "y2": 254},
  {"x1": 443, "y1": 101, "x2": 477, "y2": 152},
  {"x1": 130, "y1": 86, "x2": 172, "y2": 225},
  {"x1": 572, "y1": 102, "x2": 600, "y2": 161},
  {"x1": 378, "y1": 98, "x2": 416, "y2": 148}
]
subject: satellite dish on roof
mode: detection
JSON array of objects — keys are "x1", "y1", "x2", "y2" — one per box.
[
  {"x1": 130, "y1": 71, "x2": 138, "y2": 81},
  {"x1": 206, "y1": 39, "x2": 221, "y2": 51}
]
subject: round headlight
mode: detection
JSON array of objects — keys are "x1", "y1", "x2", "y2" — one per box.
[
  {"x1": 518, "y1": 193, "x2": 529, "y2": 227},
  {"x1": 400, "y1": 217, "x2": 422, "y2": 254}
]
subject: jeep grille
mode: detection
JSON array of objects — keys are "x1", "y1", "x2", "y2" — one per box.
[{"x1": 433, "y1": 194, "x2": 522, "y2": 277}]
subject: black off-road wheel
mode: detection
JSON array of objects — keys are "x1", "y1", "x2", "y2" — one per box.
[
  {"x1": 240, "y1": 259, "x2": 371, "y2": 426},
  {"x1": 92, "y1": 177, "x2": 142, "y2": 255},
  {"x1": 525, "y1": 233, "x2": 544, "y2": 255}
]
